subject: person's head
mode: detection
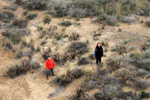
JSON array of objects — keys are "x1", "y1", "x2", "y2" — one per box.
[
  {"x1": 96, "y1": 42, "x2": 101, "y2": 47},
  {"x1": 47, "y1": 55, "x2": 51, "y2": 60}
]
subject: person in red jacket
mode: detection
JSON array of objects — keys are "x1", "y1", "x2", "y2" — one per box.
[{"x1": 45, "y1": 55, "x2": 56, "y2": 80}]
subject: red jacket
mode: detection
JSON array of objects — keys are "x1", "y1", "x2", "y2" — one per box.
[{"x1": 45, "y1": 59, "x2": 55, "y2": 70}]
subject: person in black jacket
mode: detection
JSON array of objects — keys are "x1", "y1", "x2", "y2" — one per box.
[{"x1": 93, "y1": 42, "x2": 103, "y2": 65}]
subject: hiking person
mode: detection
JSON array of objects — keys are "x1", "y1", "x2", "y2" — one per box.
[
  {"x1": 45, "y1": 55, "x2": 56, "y2": 80},
  {"x1": 93, "y1": 42, "x2": 103, "y2": 66}
]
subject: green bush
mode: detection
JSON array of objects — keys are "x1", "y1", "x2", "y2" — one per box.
[
  {"x1": 26, "y1": 14, "x2": 38, "y2": 20},
  {"x1": 43, "y1": 15, "x2": 51, "y2": 24},
  {"x1": 9, "y1": 33, "x2": 21, "y2": 44},
  {"x1": 145, "y1": 21, "x2": 150, "y2": 27},
  {"x1": 55, "y1": 35, "x2": 62, "y2": 41},
  {"x1": 59, "y1": 21, "x2": 72, "y2": 26},
  {"x1": 118, "y1": 28, "x2": 122, "y2": 32}
]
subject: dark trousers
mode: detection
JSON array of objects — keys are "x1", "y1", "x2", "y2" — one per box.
[
  {"x1": 46, "y1": 68, "x2": 54, "y2": 78},
  {"x1": 96, "y1": 57, "x2": 102, "y2": 64}
]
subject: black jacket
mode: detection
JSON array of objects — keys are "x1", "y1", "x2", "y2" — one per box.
[{"x1": 94, "y1": 46, "x2": 103, "y2": 58}]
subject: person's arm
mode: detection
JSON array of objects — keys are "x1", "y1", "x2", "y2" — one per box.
[
  {"x1": 101, "y1": 46, "x2": 103, "y2": 57},
  {"x1": 45, "y1": 61, "x2": 49, "y2": 70},
  {"x1": 93, "y1": 48, "x2": 97, "y2": 56}
]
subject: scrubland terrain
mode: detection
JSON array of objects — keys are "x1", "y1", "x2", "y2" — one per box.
[{"x1": 0, "y1": 0, "x2": 150, "y2": 100}]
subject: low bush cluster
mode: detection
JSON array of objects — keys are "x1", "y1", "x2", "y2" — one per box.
[
  {"x1": 6, "y1": 59, "x2": 41, "y2": 78},
  {"x1": 55, "y1": 68, "x2": 84, "y2": 86},
  {"x1": 94, "y1": 84, "x2": 140, "y2": 100}
]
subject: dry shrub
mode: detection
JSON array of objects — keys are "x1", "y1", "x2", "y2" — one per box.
[
  {"x1": 1, "y1": 29, "x2": 11, "y2": 37},
  {"x1": 69, "y1": 32, "x2": 80, "y2": 41},
  {"x1": 130, "y1": 78, "x2": 150, "y2": 90},
  {"x1": 94, "y1": 84, "x2": 140, "y2": 100},
  {"x1": 101, "y1": 40, "x2": 109, "y2": 47},
  {"x1": 55, "y1": 68, "x2": 84, "y2": 86},
  {"x1": 130, "y1": 49, "x2": 150, "y2": 71},
  {"x1": 6, "y1": 59, "x2": 40, "y2": 78},
  {"x1": 41, "y1": 47, "x2": 51, "y2": 60},
  {"x1": 68, "y1": 42, "x2": 88, "y2": 55},
  {"x1": 13, "y1": 18, "x2": 28, "y2": 28},
  {"x1": 111, "y1": 45, "x2": 127, "y2": 55},
  {"x1": 24, "y1": 0, "x2": 48, "y2": 10},
  {"x1": 0, "y1": 11, "x2": 14, "y2": 22},
  {"x1": 114, "y1": 68, "x2": 136, "y2": 85},
  {"x1": 78, "y1": 57, "x2": 89, "y2": 65},
  {"x1": 107, "y1": 56, "x2": 122, "y2": 71},
  {"x1": 71, "y1": 87, "x2": 94, "y2": 100},
  {"x1": 2, "y1": 38, "x2": 13, "y2": 50}
]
